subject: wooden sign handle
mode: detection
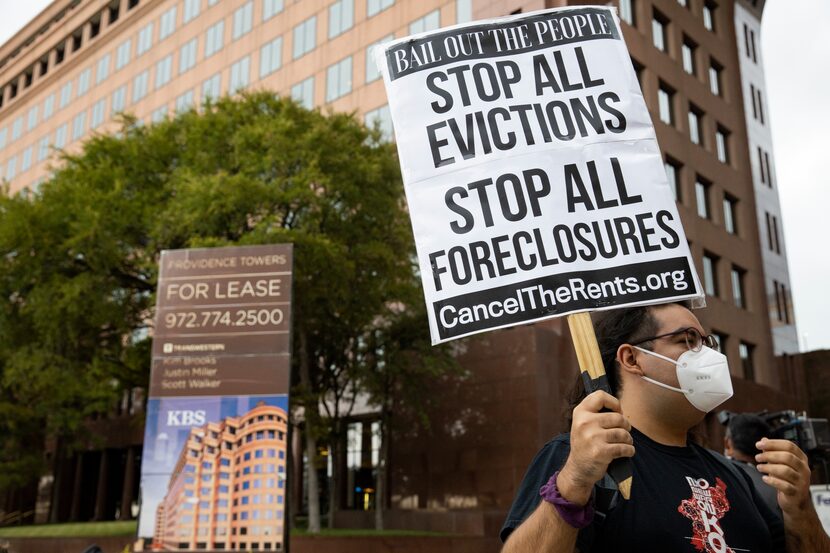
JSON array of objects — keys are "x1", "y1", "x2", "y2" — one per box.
[{"x1": 567, "y1": 312, "x2": 633, "y2": 500}]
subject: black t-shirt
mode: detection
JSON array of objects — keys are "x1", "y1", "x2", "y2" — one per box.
[{"x1": 501, "y1": 428, "x2": 785, "y2": 552}]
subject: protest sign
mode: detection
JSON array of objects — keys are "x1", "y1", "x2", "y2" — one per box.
[
  {"x1": 136, "y1": 245, "x2": 292, "y2": 552},
  {"x1": 376, "y1": 6, "x2": 703, "y2": 345},
  {"x1": 811, "y1": 486, "x2": 830, "y2": 536}
]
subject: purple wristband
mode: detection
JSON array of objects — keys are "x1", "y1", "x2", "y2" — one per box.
[{"x1": 540, "y1": 470, "x2": 595, "y2": 529}]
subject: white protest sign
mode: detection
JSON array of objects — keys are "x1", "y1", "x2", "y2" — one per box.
[
  {"x1": 812, "y1": 486, "x2": 830, "y2": 536},
  {"x1": 376, "y1": 6, "x2": 704, "y2": 345},
  {"x1": 810, "y1": 484, "x2": 830, "y2": 535}
]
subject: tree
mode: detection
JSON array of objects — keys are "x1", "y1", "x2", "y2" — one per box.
[
  {"x1": 357, "y1": 300, "x2": 459, "y2": 530},
  {"x1": 0, "y1": 92, "x2": 428, "y2": 530}
]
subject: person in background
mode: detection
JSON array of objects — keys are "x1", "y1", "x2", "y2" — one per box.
[{"x1": 725, "y1": 413, "x2": 781, "y2": 515}]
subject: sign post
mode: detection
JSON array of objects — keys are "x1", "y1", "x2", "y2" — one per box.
[
  {"x1": 376, "y1": 6, "x2": 705, "y2": 498},
  {"x1": 136, "y1": 245, "x2": 293, "y2": 552},
  {"x1": 567, "y1": 312, "x2": 632, "y2": 498}
]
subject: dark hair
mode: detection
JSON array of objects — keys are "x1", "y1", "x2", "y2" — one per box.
[
  {"x1": 565, "y1": 302, "x2": 690, "y2": 421},
  {"x1": 727, "y1": 414, "x2": 772, "y2": 457}
]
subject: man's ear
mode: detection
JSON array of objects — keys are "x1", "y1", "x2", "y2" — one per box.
[{"x1": 617, "y1": 344, "x2": 644, "y2": 377}]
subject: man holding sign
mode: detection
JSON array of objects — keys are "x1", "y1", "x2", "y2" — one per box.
[
  {"x1": 375, "y1": 5, "x2": 830, "y2": 552},
  {"x1": 500, "y1": 302, "x2": 829, "y2": 552}
]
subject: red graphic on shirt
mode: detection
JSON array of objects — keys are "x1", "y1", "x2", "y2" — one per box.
[{"x1": 678, "y1": 476, "x2": 735, "y2": 553}]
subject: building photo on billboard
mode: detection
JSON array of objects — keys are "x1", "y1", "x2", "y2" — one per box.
[{"x1": 136, "y1": 396, "x2": 288, "y2": 552}]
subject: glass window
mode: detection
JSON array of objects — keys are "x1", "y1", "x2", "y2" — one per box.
[
  {"x1": 260, "y1": 36, "x2": 283, "y2": 78},
  {"x1": 5, "y1": 155, "x2": 16, "y2": 180},
  {"x1": 27, "y1": 106, "x2": 39, "y2": 131},
  {"x1": 54, "y1": 124, "x2": 68, "y2": 149},
  {"x1": 291, "y1": 76, "x2": 314, "y2": 109},
  {"x1": 96, "y1": 53, "x2": 111, "y2": 84},
  {"x1": 750, "y1": 84, "x2": 759, "y2": 120},
  {"x1": 152, "y1": 105, "x2": 168, "y2": 123},
  {"x1": 664, "y1": 158, "x2": 681, "y2": 202},
  {"x1": 37, "y1": 135, "x2": 50, "y2": 161},
  {"x1": 90, "y1": 98, "x2": 106, "y2": 129},
  {"x1": 184, "y1": 0, "x2": 201, "y2": 23},
  {"x1": 202, "y1": 72, "x2": 221, "y2": 101},
  {"x1": 366, "y1": 34, "x2": 393, "y2": 83},
  {"x1": 11, "y1": 116, "x2": 23, "y2": 141},
  {"x1": 456, "y1": 0, "x2": 472, "y2": 23},
  {"x1": 619, "y1": 0, "x2": 635, "y2": 26},
  {"x1": 76, "y1": 68, "x2": 92, "y2": 98},
  {"x1": 409, "y1": 10, "x2": 440, "y2": 34},
  {"x1": 778, "y1": 282, "x2": 791, "y2": 324},
  {"x1": 681, "y1": 37, "x2": 696, "y2": 75},
  {"x1": 180, "y1": 38, "x2": 198, "y2": 74},
  {"x1": 176, "y1": 90, "x2": 194, "y2": 113},
  {"x1": 702, "y1": 252, "x2": 718, "y2": 296},
  {"x1": 233, "y1": 2, "x2": 254, "y2": 40},
  {"x1": 658, "y1": 83, "x2": 673, "y2": 125},
  {"x1": 132, "y1": 70, "x2": 149, "y2": 104},
  {"x1": 765, "y1": 212, "x2": 776, "y2": 252},
  {"x1": 695, "y1": 179, "x2": 710, "y2": 219},
  {"x1": 229, "y1": 56, "x2": 251, "y2": 93},
  {"x1": 116, "y1": 38, "x2": 132, "y2": 70},
  {"x1": 723, "y1": 195, "x2": 737, "y2": 235},
  {"x1": 0, "y1": 128, "x2": 6, "y2": 151},
  {"x1": 758, "y1": 147, "x2": 767, "y2": 185},
  {"x1": 293, "y1": 16, "x2": 317, "y2": 59},
  {"x1": 709, "y1": 60, "x2": 722, "y2": 97},
  {"x1": 21, "y1": 146, "x2": 33, "y2": 172},
  {"x1": 137, "y1": 22, "x2": 154, "y2": 56},
  {"x1": 329, "y1": 0, "x2": 354, "y2": 39},
  {"x1": 731, "y1": 266, "x2": 745, "y2": 308},
  {"x1": 755, "y1": 87, "x2": 765, "y2": 125},
  {"x1": 156, "y1": 54, "x2": 173, "y2": 89},
  {"x1": 715, "y1": 126, "x2": 729, "y2": 163},
  {"x1": 205, "y1": 20, "x2": 225, "y2": 58},
  {"x1": 326, "y1": 56, "x2": 352, "y2": 102},
  {"x1": 365, "y1": 104, "x2": 393, "y2": 142},
  {"x1": 651, "y1": 11, "x2": 667, "y2": 52},
  {"x1": 712, "y1": 332, "x2": 726, "y2": 352},
  {"x1": 112, "y1": 84, "x2": 127, "y2": 114},
  {"x1": 59, "y1": 82, "x2": 73, "y2": 109},
  {"x1": 703, "y1": 1, "x2": 716, "y2": 33},
  {"x1": 688, "y1": 106, "x2": 702, "y2": 145},
  {"x1": 159, "y1": 5, "x2": 177, "y2": 40},
  {"x1": 263, "y1": 0, "x2": 284, "y2": 21},
  {"x1": 42, "y1": 94, "x2": 55, "y2": 121},
  {"x1": 748, "y1": 27, "x2": 758, "y2": 63},
  {"x1": 739, "y1": 342, "x2": 754, "y2": 380},
  {"x1": 368, "y1": 0, "x2": 394, "y2": 18}
]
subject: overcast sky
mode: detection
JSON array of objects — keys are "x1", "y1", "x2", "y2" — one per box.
[{"x1": 1, "y1": 1, "x2": 828, "y2": 351}]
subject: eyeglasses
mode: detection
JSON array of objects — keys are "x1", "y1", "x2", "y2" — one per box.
[{"x1": 631, "y1": 327, "x2": 719, "y2": 352}]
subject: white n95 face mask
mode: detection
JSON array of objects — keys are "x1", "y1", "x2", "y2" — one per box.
[{"x1": 633, "y1": 345, "x2": 734, "y2": 413}]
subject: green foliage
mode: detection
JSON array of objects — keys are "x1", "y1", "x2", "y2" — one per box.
[
  {"x1": 0, "y1": 92, "x2": 432, "y2": 492},
  {"x1": 0, "y1": 520, "x2": 137, "y2": 538}
]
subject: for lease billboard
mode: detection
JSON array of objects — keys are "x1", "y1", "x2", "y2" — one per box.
[{"x1": 136, "y1": 245, "x2": 292, "y2": 552}]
